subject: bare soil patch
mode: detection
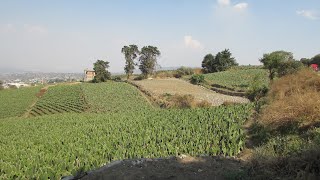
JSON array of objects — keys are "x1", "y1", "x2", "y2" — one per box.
[
  {"x1": 132, "y1": 79, "x2": 249, "y2": 106},
  {"x1": 77, "y1": 155, "x2": 245, "y2": 180}
]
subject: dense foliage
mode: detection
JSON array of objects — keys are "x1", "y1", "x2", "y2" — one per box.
[
  {"x1": 202, "y1": 49, "x2": 238, "y2": 73},
  {"x1": 204, "y1": 69, "x2": 269, "y2": 91},
  {"x1": 30, "y1": 85, "x2": 87, "y2": 116},
  {"x1": 139, "y1": 46, "x2": 161, "y2": 77},
  {"x1": 190, "y1": 74, "x2": 205, "y2": 85},
  {"x1": 0, "y1": 86, "x2": 42, "y2": 119},
  {"x1": 93, "y1": 60, "x2": 111, "y2": 83},
  {"x1": 310, "y1": 54, "x2": 320, "y2": 66},
  {"x1": 176, "y1": 66, "x2": 194, "y2": 77},
  {"x1": 121, "y1": 45, "x2": 140, "y2": 79},
  {"x1": 260, "y1": 51, "x2": 303, "y2": 80}
]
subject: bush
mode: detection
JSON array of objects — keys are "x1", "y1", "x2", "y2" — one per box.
[
  {"x1": 167, "y1": 94, "x2": 195, "y2": 108},
  {"x1": 190, "y1": 74, "x2": 205, "y2": 85},
  {"x1": 173, "y1": 73, "x2": 182, "y2": 78},
  {"x1": 176, "y1": 66, "x2": 194, "y2": 76},
  {"x1": 134, "y1": 75, "x2": 145, "y2": 81},
  {"x1": 247, "y1": 86, "x2": 269, "y2": 102},
  {"x1": 155, "y1": 71, "x2": 175, "y2": 78},
  {"x1": 112, "y1": 76, "x2": 122, "y2": 82},
  {"x1": 197, "y1": 100, "x2": 211, "y2": 108}
]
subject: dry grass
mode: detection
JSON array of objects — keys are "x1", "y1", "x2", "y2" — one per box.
[
  {"x1": 260, "y1": 69, "x2": 320, "y2": 127},
  {"x1": 133, "y1": 79, "x2": 249, "y2": 106},
  {"x1": 159, "y1": 94, "x2": 211, "y2": 108},
  {"x1": 193, "y1": 68, "x2": 203, "y2": 74},
  {"x1": 154, "y1": 71, "x2": 175, "y2": 79},
  {"x1": 165, "y1": 94, "x2": 195, "y2": 108}
]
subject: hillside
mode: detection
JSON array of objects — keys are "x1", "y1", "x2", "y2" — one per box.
[{"x1": 0, "y1": 82, "x2": 253, "y2": 179}]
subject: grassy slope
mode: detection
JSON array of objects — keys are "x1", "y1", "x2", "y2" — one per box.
[
  {"x1": 0, "y1": 86, "x2": 42, "y2": 119},
  {"x1": 204, "y1": 69, "x2": 269, "y2": 91},
  {"x1": 0, "y1": 82, "x2": 253, "y2": 179}
]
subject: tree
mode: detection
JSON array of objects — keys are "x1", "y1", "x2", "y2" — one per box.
[
  {"x1": 300, "y1": 58, "x2": 311, "y2": 66},
  {"x1": 310, "y1": 54, "x2": 320, "y2": 66},
  {"x1": 139, "y1": 46, "x2": 161, "y2": 77},
  {"x1": 201, "y1": 49, "x2": 238, "y2": 73},
  {"x1": 260, "y1": 51, "x2": 294, "y2": 80},
  {"x1": 121, "y1": 45, "x2": 140, "y2": 79},
  {"x1": 0, "y1": 80, "x2": 3, "y2": 90},
  {"x1": 277, "y1": 60, "x2": 303, "y2": 77},
  {"x1": 214, "y1": 49, "x2": 238, "y2": 72},
  {"x1": 93, "y1": 60, "x2": 111, "y2": 83},
  {"x1": 201, "y1": 54, "x2": 215, "y2": 73}
]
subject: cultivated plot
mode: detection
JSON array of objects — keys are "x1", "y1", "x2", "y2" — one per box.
[
  {"x1": 29, "y1": 84, "x2": 87, "y2": 117},
  {"x1": 133, "y1": 79, "x2": 249, "y2": 106}
]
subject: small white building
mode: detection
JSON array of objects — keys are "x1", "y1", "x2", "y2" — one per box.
[{"x1": 7, "y1": 82, "x2": 30, "y2": 88}]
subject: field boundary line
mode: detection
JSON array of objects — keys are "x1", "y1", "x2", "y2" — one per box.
[
  {"x1": 22, "y1": 85, "x2": 54, "y2": 118},
  {"x1": 126, "y1": 80, "x2": 160, "y2": 109}
]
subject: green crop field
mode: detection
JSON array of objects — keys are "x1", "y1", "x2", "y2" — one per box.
[
  {"x1": 204, "y1": 69, "x2": 269, "y2": 91},
  {"x1": 29, "y1": 84, "x2": 87, "y2": 117},
  {"x1": 81, "y1": 82, "x2": 153, "y2": 113},
  {"x1": 0, "y1": 82, "x2": 253, "y2": 179},
  {"x1": 0, "y1": 86, "x2": 42, "y2": 119}
]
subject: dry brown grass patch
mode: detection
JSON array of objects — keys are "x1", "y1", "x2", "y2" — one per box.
[{"x1": 260, "y1": 69, "x2": 320, "y2": 127}]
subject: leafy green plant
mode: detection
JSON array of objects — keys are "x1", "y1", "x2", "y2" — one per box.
[
  {"x1": 0, "y1": 86, "x2": 42, "y2": 119},
  {"x1": 0, "y1": 82, "x2": 254, "y2": 179},
  {"x1": 190, "y1": 74, "x2": 205, "y2": 85}
]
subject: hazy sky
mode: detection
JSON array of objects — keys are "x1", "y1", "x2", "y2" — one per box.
[{"x1": 0, "y1": 0, "x2": 319, "y2": 73}]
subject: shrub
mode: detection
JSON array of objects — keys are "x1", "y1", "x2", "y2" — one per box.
[
  {"x1": 133, "y1": 75, "x2": 145, "y2": 81},
  {"x1": 112, "y1": 76, "x2": 122, "y2": 82},
  {"x1": 169, "y1": 94, "x2": 195, "y2": 108},
  {"x1": 176, "y1": 66, "x2": 194, "y2": 76},
  {"x1": 222, "y1": 101, "x2": 240, "y2": 106},
  {"x1": 197, "y1": 100, "x2": 211, "y2": 108},
  {"x1": 155, "y1": 71, "x2": 174, "y2": 78},
  {"x1": 190, "y1": 74, "x2": 205, "y2": 85},
  {"x1": 173, "y1": 73, "x2": 182, "y2": 78}
]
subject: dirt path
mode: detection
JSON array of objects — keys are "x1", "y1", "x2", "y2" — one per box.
[
  {"x1": 127, "y1": 81, "x2": 158, "y2": 109},
  {"x1": 72, "y1": 155, "x2": 245, "y2": 180},
  {"x1": 23, "y1": 85, "x2": 55, "y2": 117},
  {"x1": 132, "y1": 79, "x2": 249, "y2": 106}
]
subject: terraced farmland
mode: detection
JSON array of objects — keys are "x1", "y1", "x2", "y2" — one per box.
[
  {"x1": 132, "y1": 79, "x2": 249, "y2": 106},
  {"x1": 0, "y1": 82, "x2": 254, "y2": 179},
  {"x1": 204, "y1": 69, "x2": 269, "y2": 91},
  {"x1": 81, "y1": 82, "x2": 153, "y2": 113},
  {"x1": 29, "y1": 84, "x2": 87, "y2": 116},
  {"x1": 0, "y1": 104, "x2": 253, "y2": 179},
  {"x1": 0, "y1": 86, "x2": 42, "y2": 119}
]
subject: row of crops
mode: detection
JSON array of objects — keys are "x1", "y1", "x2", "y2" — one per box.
[
  {"x1": 0, "y1": 82, "x2": 254, "y2": 178},
  {"x1": 81, "y1": 82, "x2": 154, "y2": 113},
  {"x1": 204, "y1": 69, "x2": 269, "y2": 91},
  {"x1": 29, "y1": 84, "x2": 87, "y2": 117},
  {"x1": 0, "y1": 103, "x2": 253, "y2": 179},
  {"x1": 0, "y1": 86, "x2": 42, "y2": 119}
]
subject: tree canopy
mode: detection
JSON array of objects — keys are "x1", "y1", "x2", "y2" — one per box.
[
  {"x1": 139, "y1": 46, "x2": 161, "y2": 77},
  {"x1": 0, "y1": 80, "x2": 3, "y2": 90},
  {"x1": 260, "y1": 51, "x2": 302, "y2": 80},
  {"x1": 201, "y1": 54, "x2": 215, "y2": 73},
  {"x1": 93, "y1": 60, "x2": 111, "y2": 83},
  {"x1": 310, "y1": 54, "x2": 320, "y2": 66},
  {"x1": 121, "y1": 45, "x2": 140, "y2": 79},
  {"x1": 201, "y1": 49, "x2": 238, "y2": 73}
]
